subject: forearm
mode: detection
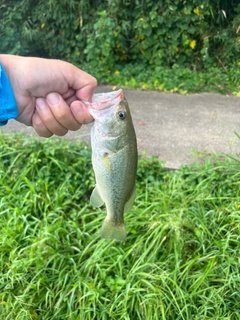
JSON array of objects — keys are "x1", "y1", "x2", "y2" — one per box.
[
  {"x1": 0, "y1": 54, "x2": 9, "y2": 65},
  {"x1": 0, "y1": 54, "x2": 14, "y2": 76}
]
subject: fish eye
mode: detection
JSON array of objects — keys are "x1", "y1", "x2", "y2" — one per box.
[{"x1": 118, "y1": 111, "x2": 126, "y2": 120}]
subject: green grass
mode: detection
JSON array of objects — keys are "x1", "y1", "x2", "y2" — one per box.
[
  {"x1": 0, "y1": 133, "x2": 240, "y2": 319},
  {"x1": 84, "y1": 63, "x2": 240, "y2": 96}
]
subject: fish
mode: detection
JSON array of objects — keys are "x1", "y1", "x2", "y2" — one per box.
[{"x1": 84, "y1": 89, "x2": 138, "y2": 241}]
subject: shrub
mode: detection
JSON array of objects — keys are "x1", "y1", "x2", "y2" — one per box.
[{"x1": 0, "y1": 1, "x2": 239, "y2": 74}]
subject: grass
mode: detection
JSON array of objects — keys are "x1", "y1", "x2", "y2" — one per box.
[
  {"x1": 0, "y1": 133, "x2": 240, "y2": 319},
  {"x1": 83, "y1": 63, "x2": 240, "y2": 96}
]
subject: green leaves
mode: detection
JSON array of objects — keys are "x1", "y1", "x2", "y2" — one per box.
[
  {"x1": 91, "y1": 62, "x2": 240, "y2": 95},
  {"x1": 1, "y1": 0, "x2": 239, "y2": 94},
  {"x1": 1, "y1": 0, "x2": 239, "y2": 70}
]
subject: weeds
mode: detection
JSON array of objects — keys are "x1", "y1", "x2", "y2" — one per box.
[
  {"x1": 85, "y1": 63, "x2": 240, "y2": 96},
  {"x1": 0, "y1": 134, "x2": 240, "y2": 319}
]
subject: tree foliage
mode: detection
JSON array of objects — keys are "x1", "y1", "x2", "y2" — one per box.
[{"x1": 0, "y1": 0, "x2": 239, "y2": 71}]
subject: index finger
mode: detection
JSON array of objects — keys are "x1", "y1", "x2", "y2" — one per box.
[{"x1": 65, "y1": 63, "x2": 98, "y2": 101}]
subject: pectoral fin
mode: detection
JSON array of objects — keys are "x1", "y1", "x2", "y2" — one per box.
[
  {"x1": 124, "y1": 185, "x2": 136, "y2": 213},
  {"x1": 90, "y1": 185, "x2": 104, "y2": 207}
]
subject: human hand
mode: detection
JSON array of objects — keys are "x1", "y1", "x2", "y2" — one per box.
[{"x1": 0, "y1": 54, "x2": 97, "y2": 137}]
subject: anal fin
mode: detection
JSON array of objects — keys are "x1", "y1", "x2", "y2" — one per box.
[{"x1": 124, "y1": 185, "x2": 136, "y2": 213}]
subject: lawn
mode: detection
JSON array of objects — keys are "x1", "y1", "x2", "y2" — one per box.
[{"x1": 0, "y1": 134, "x2": 240, "y2": 319}]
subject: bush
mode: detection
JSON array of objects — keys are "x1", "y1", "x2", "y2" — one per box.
[{"x1": 0, "y1": 0, "x2": 239, "y2": 78}]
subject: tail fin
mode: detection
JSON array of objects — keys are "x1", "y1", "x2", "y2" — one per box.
[{"x1": 100, "y1": 219, "x2": 126, "y2": 242}]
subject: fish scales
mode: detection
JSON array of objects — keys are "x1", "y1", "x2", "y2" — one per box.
[{"x1": 83, "y1": 89, "x2": 137, "y2": 241}]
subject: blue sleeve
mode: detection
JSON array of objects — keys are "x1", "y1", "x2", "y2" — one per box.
[{"x1": 0, "y1": 63, "x2": 18, "y2": 126}]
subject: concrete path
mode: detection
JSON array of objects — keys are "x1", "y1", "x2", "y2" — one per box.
[{"x1": 2, "y1": 85, "x2": 240, "y2": 169}]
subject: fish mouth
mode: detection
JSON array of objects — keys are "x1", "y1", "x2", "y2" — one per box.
[{"x1": 82, "y1": 89, "x2": 123, "y2": 111}]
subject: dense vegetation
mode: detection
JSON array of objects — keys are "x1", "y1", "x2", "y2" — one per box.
[
  {"x1": 0, "y1": 134, "x2": 240, "y2": 319},
  {"x1": 1, "y1": 0, "x2": 240, "y2": 93}
]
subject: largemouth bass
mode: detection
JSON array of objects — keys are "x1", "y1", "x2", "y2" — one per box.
[{"x1": 84, "y1": 89, "x2": 137, "y2": 241}]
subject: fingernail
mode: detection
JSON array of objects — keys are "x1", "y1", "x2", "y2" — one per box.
[{"x1": 47, "y1": 93, "x2": 60, "y2": 105}]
